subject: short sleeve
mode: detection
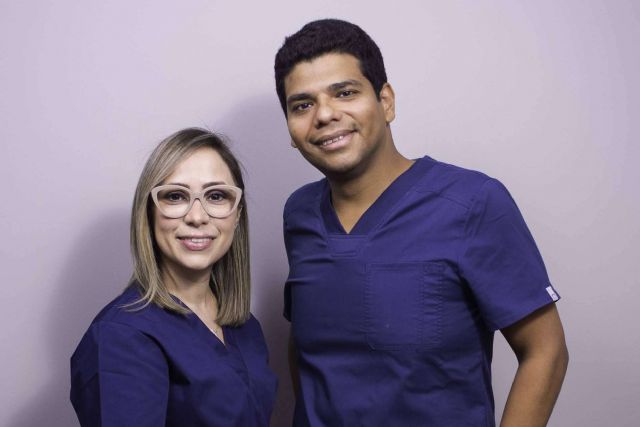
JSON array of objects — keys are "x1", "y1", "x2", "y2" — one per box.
[
  {"x1": 70, "y1": 321, "x2": 169, "y2": 426},
  {"x1": 458, "y1": 178, "x2": 560, "y2": 331}
]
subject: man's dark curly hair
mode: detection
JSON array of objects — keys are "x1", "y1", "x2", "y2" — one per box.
[{"x1": 274, "y1": 19, "x2": 388, "y2": 115}]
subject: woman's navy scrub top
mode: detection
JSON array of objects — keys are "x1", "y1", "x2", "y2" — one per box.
[
  {"x1": 283, "y1": 156, "x2": 560, "y2": 426},
  {"x1": 70, "y1": 284, "x2": 277, "y2": 427}
]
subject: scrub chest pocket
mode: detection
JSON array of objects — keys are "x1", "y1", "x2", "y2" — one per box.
[{"x1": 365, "y1": 262, "x2": 444, "y2": 350}]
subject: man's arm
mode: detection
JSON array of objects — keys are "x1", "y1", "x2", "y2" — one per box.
[
  {"x1": 289, "y1": 330, "x2": 301, "y2": 399},
  {"x1": 499, "y1": 303, "x2": 569, "y2": 427}
]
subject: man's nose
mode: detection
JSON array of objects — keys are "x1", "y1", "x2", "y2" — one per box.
[{"x1": 314, "y1": 98, "x2": 341, "y2": 127}]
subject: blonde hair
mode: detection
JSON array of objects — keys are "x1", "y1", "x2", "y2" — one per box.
[{"x1": 128, "y1": 128, "x2": 250, "y2": 326}]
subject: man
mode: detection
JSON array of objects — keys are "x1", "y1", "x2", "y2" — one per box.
[{"x1": 274, "y1": 19, "x2": 568, "y2": 427}]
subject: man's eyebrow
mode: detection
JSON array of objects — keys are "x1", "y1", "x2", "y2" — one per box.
[
  {"x1": 328, "y1": 80, "x2": 362, "y2": 91},
  {"x1": 286, "y1": 92, "x2": 312, "y2": 106},
  {"x1": 286, "y1": 80, "x2": 364, "y2": 107}
]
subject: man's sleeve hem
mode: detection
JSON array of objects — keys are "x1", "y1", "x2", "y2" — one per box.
[{"x1": 490, "y1": 290, "x2": 561, "y2": 331}]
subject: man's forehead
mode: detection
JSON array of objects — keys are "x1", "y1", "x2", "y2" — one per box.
[{"x1": 284, "y1": 52, "x2": 367, "y2": 96}]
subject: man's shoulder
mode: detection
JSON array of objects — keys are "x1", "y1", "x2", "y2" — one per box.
[
  {"x1": 418, "y1": 157, "x2": 495, "y2": 209},
  {"x1": 283, "y1": 178, "x2": 325, "y2": 218}
]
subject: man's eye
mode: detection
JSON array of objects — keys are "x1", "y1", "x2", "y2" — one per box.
[
  {"x1": 292, "y1": 102, "x2": 312, "y2": 112},
  {"x1": 337, "y1": 90, "x2": 356, "y2": 98}
]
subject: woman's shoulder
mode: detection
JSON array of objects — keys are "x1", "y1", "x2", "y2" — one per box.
[
  {"x1": 71, "y1": 285, "x2": 171, "y2": 372},
  {"x1": 91, "y1": 285, "x2": 147, "y2": 322},
  {"x1": 83, "y1": 284, "x2": 175, "y2": 340},
  {"x1": 231, "y1": 313, "x2": 268, "y2": 342},
  {"x1": 70, "y1": 288, "x2": 171, "y2": 391}
]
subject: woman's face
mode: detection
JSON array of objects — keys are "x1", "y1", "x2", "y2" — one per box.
[{"x1": 153, "y1": 147, "x2": 240, "y2": 280}]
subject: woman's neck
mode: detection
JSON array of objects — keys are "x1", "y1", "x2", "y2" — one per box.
[{"x1": 162, "y1": 265, "x2": 213, "y2": 310}]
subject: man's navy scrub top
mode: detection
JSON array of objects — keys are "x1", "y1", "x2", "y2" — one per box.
[
  {"x1": 283, "y1": 156, "x2": 560, "y2": 426},
  {"x1": 70, "y1": 284, "x2": 277, "y2": 427}
]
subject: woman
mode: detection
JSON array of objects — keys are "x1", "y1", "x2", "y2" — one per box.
[{"x1": 70, "y1": 128, "x2": 277, "y2": 426}]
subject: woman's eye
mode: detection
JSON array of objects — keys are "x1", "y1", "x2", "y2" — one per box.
[
  {"x1": 206, "y1": 191, "x2": 228, "y2": 203},
  {"x1": 157, "y1": 189, "x2": 189, "y2": 204},
  {"x1": 165, "y1": 191, "x2": 187, "y2": 202}
]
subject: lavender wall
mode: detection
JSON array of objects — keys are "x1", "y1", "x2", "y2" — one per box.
[{"x1": 1, "y1": 1, "x2": 638, "y2": 426}]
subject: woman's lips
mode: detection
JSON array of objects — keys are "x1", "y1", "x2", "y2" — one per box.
[{"x1": 178, "y1": 236, "x2": 213, "y2": 251}]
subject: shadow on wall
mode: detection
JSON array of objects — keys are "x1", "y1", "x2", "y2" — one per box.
[
  {"x1": 9, "y1": 211, "x2": 131, "y2": 427},
  {"x1": 217, "y1": 94, "x2": 320, "y2": 427}
]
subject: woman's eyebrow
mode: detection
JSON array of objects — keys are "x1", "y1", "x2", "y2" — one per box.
[{"x1": 163, "y1": 181, "x2": 227, "y2": 188}]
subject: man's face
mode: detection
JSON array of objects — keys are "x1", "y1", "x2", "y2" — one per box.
[{"x1": 284, "y1": 52, "x2": 395, "y2": 178}]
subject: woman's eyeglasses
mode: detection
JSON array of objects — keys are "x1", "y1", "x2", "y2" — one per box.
[{"x1": 150, "y1": 185, "x2": 242, "y2": 219}]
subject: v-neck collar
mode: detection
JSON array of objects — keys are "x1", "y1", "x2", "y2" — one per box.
[
  {"x1": 170, "y1": 293, "x2": 229, "y2": 349},
  {"x1": 170, "y1": 294, "x2": 256, "y2": 387},
  {"x1": 320, "y1": 157, "x2": 433, "y2": 236}
]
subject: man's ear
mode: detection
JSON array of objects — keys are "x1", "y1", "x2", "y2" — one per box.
[{"x1": 379, "y1": 83, "x2": 396, "y2": 124}]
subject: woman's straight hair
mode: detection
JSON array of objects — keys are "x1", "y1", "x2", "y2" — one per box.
[{"x1": 127, "y1": 127, "x2": 251, "y2": 326}]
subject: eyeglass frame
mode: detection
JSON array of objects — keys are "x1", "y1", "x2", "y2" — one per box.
[{"x1": 150, "y1": 184, "x2": 243, "y2": 219}]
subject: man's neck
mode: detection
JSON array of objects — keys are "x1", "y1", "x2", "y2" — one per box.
[{"x1": 328, "y1": 149, "x2": 414, "y2": 233}]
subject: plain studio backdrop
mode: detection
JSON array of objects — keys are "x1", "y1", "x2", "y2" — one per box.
[{"x1": 1, "y1": 1, "x2": 638, "y2": 426}]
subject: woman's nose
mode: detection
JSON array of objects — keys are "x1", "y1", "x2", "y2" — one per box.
[{"x1": 184, "y1": 199, "x2": 210, "y2": 225}]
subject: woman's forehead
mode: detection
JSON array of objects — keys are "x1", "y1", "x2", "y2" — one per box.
[{"x1": 164, "y1": 147, "x2": 235, "y2": 186}]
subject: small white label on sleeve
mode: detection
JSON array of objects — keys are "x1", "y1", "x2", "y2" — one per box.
[{"x1": 546, "y1": 286, "x2": 559, "y2": 301}]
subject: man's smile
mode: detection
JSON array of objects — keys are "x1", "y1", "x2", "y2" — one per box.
[{"x1": 312, "y1": 130, "x2": 355, "y2": 149}]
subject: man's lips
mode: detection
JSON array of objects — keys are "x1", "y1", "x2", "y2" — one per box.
[{"x1": 312, "y1": 130, "x2": 355, "y2": 147}]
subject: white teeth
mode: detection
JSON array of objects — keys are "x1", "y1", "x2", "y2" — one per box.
[
  {"x1": 321, "y1": 134, "x2": 345, "y2": 146},
  {"x1": 185, "y1": 238, "x2": 208, "y2": 243}
]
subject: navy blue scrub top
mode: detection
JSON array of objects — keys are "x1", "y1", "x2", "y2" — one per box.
[
  {"x1": 283, "y1": 156, "x2": 560, "y2": 426},
  {"x1": 70, "y1": 284, "x2": 277, "y2": 427}
]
